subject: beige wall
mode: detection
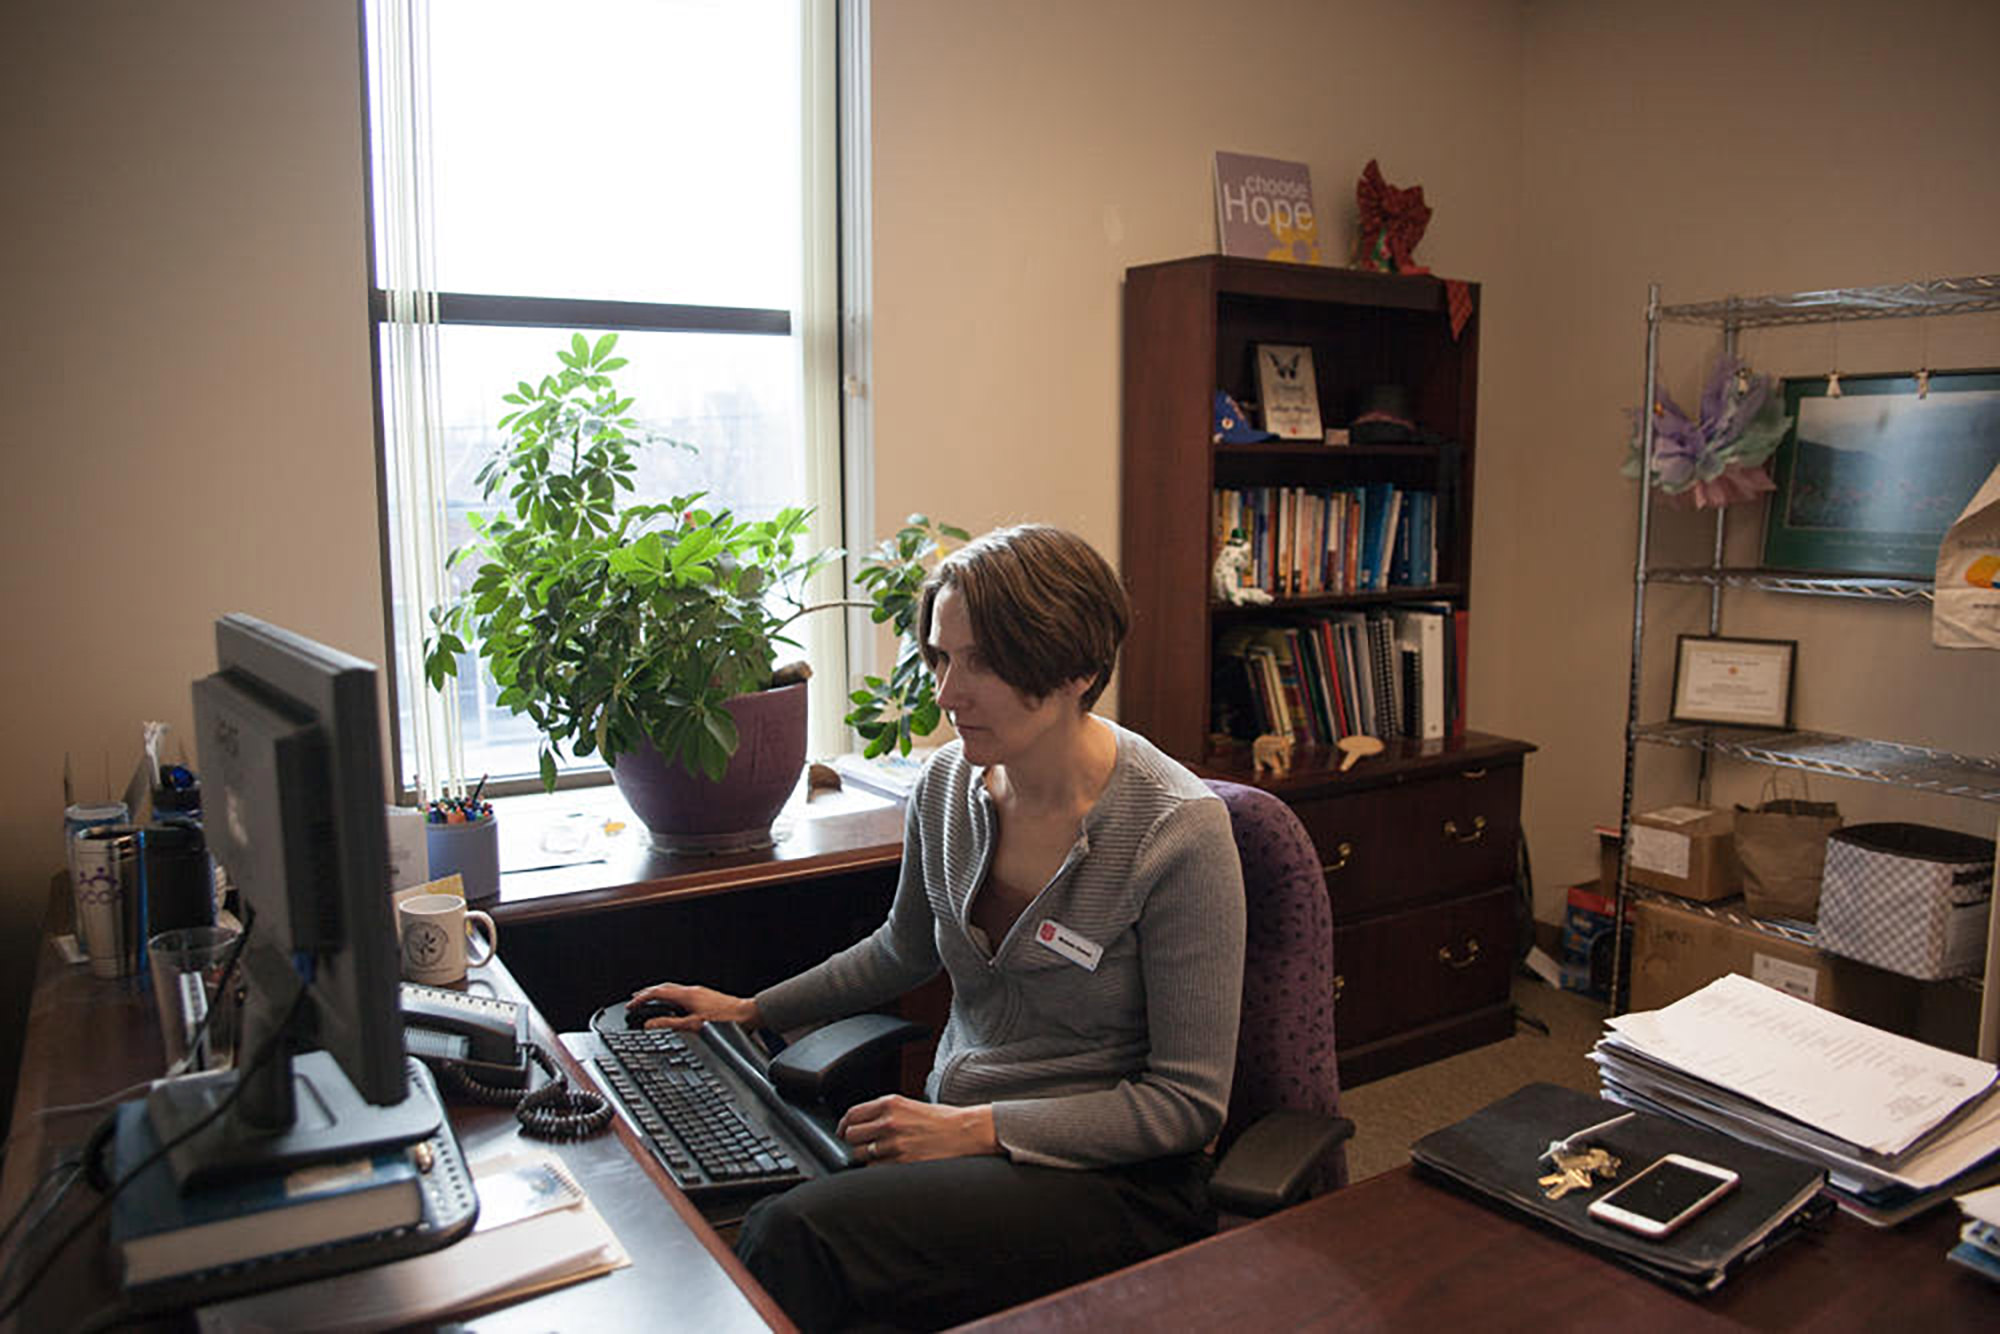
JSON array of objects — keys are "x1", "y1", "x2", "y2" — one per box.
[
  {"x1": 3, "y1": 0, "x2": 1996, "y2": 1127},
  {"x1": 1, "y1": 2, "x2": 383, "y2": 1122},
  {"x1": 869, "y1": 0, "x2": 1529, "y2": 631},
  {"x1": 1508, "y1": 0, "x2": 2000, "y2": 916}
]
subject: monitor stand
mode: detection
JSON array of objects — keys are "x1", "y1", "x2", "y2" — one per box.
[{"x1": 147, "y1": 1051, "x2": 443, "y2": 1190}]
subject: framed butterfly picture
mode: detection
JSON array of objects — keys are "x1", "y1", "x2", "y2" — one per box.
[{"x1": 1255, "y1": 343, "x2": 1323, "y2": 441}]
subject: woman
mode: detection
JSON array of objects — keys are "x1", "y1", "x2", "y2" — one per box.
[{"x1": 631, "y1": 524, "x2": 1246, "y2": 1331}]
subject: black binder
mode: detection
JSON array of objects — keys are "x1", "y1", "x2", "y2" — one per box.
[{"x1": 1410, "y1": 1083, "x2": 1830, "y2": 1296}]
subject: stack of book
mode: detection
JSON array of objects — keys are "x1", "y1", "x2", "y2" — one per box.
[
  {"x1": 1213, "y1": 483, "x2": 1439, "y2": 598},
  {"x1": 1950, "y1": 1182, "x2": 2000, "y2": 1281},
  {"x1": 108, "y1": 1098, "x2": 440, "y2": 1304},
  {"x1": 1213, "y1": 605, "x2": 1462, "y2": 747},
  {"x1": 197, "y1": 1150, "x2": 626, "y2": 1331},
  {"x1": 1591, "y1": 973, "x2": 2000, "y2": 1226},
  {"x1": 1410, "y1": 1081, "x2": 1829, "y2": 1295}
]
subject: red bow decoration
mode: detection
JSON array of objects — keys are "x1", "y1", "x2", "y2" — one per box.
[{"x1": 1354, "y1": 159, "x2": 1431, "y2": 275}]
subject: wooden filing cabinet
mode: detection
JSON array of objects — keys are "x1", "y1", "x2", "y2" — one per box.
[{"x1": 1249, "y1": 732, "x2": 1534, "y2": 1086}]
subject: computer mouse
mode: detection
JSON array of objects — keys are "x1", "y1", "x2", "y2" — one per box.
[{"x1": 626, "y1": 998, "x2": 687, "y2": 1028}]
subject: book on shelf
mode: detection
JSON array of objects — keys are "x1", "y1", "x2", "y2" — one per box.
[
  {"x1": 1392, "y1": 606, "x2": 1447, "y2": 740},
  {"x1": 1411, "y1": 1081, "x2": 1830, "y2": 1296},
  {"x1": 1216, "y1": 626, "x2": 1288, "y2": 739},
  {"x1": 108, "y1": 1099, "x2": 426, "y2": 1289},
  {"x1": 1374, "y1": 486, "x2": 1402, "y2": 592},
  {"x1": 1212, "y1": 151, "x2": 1322, "y2": 264},
  {"x1": 1331, "y1": 613, "x2": 1371, "y2": 738},
  {"x1": 1390, "y1": 491, "x2": 1436, "y2": 587},
  {"x1": 1314, "y1": 618, "x2": 1353, "y2": 739},
  {"x1": 1257, "y1": 627, "x2": 1313, "y2": 742},
  {"x1": 1362, "y1": 610, "x2": 1400, "y2": 739},
  {"x1": 1296, "y1": 623, "x2": 1339, "y2": 745}
]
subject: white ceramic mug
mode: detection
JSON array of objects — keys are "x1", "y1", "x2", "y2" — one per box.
[{"x1": 397, "y1": 892, "x2": 498, "y2": 985}]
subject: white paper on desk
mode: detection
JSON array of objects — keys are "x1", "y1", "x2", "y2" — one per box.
[
  {"x1": 195, "y1": 1151, "x2": 627, "y2": 1334},
  {"x1": 1595, "y1": 1047, "x2": 2000, "y2": 1191},
  {"x1": 1605, "y1": 974, "x2": 1998, "y2": 1157}
]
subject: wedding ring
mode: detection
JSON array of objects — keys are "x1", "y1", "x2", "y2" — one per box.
[{"x1": 864, "y1": 1140, "x2": 876, "y2": 1161}]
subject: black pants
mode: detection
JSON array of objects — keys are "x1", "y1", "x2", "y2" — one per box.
[{"x1": 735, "y1": 1152, "x2": 1214, "y2": 1333}]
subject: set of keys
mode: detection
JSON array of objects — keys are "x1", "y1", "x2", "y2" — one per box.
[
  {"x1": 1535, "y1": 1110, "x2": 1634, "y2": 1200},
  {"x1": 1539, "y1": 1146, "x2": 1621, "y2": 1200}
]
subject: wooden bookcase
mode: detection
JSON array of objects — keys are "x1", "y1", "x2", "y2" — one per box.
[{"x1": 1119, "y1": 254, "x2": 1535, "y2": 1084}]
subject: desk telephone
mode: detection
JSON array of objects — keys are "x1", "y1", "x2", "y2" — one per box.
[
  {"x1": 400, "y1": 982, "x2": 532, "y2": 1088},
  {"x1": 399, "y1": 982, "x2": 613, "y2": 1140}
]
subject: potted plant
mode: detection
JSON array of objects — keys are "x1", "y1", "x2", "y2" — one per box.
[{"x1": 424, "y1": 332, "x2": 955, "y2": 850}]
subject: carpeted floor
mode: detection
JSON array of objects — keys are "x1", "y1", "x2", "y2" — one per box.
[{"x1": 1341, "y1": 973, "x2": 1610, "y2": 1183}]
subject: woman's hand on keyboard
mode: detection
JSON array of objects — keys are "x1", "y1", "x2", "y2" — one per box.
[
  {"x1": 628, "y1": 981, "x2": 761, "y2": 1032},
  {"x1": 837, "y1": 1094, "x2": 999, "y2": 1165}
]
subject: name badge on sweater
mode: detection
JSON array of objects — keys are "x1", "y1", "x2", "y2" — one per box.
[{"x1": 1035, "y1": 919, "x2": 1102, "y2": 972}]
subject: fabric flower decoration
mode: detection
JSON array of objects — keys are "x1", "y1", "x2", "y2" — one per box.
[
  {"x1": 1353, "y1": 159, "x2": 1431, "y2": 275},
  {"x1": 1623, "y1": 355, "x2": 1792, "y2": 508}
]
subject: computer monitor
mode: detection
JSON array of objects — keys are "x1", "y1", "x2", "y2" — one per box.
[{"x1": 146, "y1": 614, "x2": 440, "y2": 1187}]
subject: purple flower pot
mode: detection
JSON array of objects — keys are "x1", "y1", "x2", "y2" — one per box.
[{"x1": 608, "y1": 683, "x2": 807, "y2": 854}]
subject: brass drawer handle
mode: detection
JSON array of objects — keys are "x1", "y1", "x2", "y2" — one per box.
[
  {"x1": 1332, "y1": 974, "x2": 1346, "y2": 1005},
  {"x1": 1461, "y1": 768, "x2": 1489, "y2": 780},
  {"x1": 1442, "y1": 815, "x2": 1487, "y2": 844},
  {"x1": 1438, "y1": 937, "x2": 1482, "y2": 969},
  {"x1": 1322, "y1": 841, "x2": 1353, "y2": 874}
]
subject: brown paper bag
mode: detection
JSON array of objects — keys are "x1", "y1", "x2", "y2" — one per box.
[{"x1": 1734, "y1": 777, "x2": 1841, "y2": 921}]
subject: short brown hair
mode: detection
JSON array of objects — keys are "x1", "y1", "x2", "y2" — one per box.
[{"x1": 917, "y1": 524, "x2": 1129, "y2": 710}]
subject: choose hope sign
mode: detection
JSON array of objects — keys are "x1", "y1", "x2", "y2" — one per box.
[{"x1": 1214, "y1": 151, "x2": 1322, "y2": 264}]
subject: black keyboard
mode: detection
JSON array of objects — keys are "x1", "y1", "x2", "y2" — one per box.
[{"x1": 593, "y1": 1026, "x2": 810, "y2": 1201}]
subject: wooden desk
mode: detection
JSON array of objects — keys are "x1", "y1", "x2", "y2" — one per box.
[
  {"x1": 0, "y1": 938, "x2": 790, "y2": 1332},
  {"x1": 961, "y1": 1165, "x2": 1994, "y2": 1332},
  {"x1": 479, "y1": 781, "x2": 905, "y2": 1030}
]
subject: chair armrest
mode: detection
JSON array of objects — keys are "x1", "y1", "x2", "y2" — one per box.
[{"x1": 1209, "y1": 1108, "x2": 1357, "y2": 1217}]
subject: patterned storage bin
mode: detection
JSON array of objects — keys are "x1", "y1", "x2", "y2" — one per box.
[{"x1": 1817, "y1": 823, "x2": 1996, "y2": 980}]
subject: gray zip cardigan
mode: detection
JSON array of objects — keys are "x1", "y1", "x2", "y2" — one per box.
[{"x1": 754, "y1": 720, "x2": 1247, "y2": 1169}]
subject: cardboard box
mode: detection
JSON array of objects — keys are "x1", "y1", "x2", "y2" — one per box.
[
  {"x1": 1628, "y1": 898, "x2": 1919, "y2": 1030},
  {"x1": 1627, "y1": 805, "x2": 1742, "y2": 902}
]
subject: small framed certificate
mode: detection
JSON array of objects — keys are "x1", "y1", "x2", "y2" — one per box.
[
  {"x1": 1669, "y1": 635, "x2": 1797, "y2": 729},
  {"x1": 1254, "y1": 343, "x2": 1323, "y2": 441}
]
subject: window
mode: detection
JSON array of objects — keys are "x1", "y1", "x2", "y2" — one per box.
[{"x1": 364, "y1": 0, "x2": 846, "y2": 797}]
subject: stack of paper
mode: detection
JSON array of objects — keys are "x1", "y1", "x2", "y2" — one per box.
[
  {"x1": 1950, "y1": 1182, "x2": 2000, "y2": 1281},
  {"x1": 1591, "y1": 973, "x2": 2000, "y2": 1226}
]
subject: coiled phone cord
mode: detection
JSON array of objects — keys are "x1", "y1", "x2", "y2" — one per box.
[{"x1": 433, "y1": 1042, "x2": 614, "y2": 1142}]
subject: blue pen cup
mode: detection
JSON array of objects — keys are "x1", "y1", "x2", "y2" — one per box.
[{"x1": 426, "y1": 813, "x2": 500, "y2": 903}]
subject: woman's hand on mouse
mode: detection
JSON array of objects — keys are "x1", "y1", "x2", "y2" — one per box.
[
  {"x1": 629, "y1": 982, "x2": 759, "y2": 1031},
  {"x1": 837, "y1": 1095, "x2": 999, "y2": 1165}
]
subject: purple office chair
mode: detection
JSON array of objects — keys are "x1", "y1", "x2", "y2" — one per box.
[{"x1": 1205, "y1": 780, "x2": 1353, "y2": 1216}]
